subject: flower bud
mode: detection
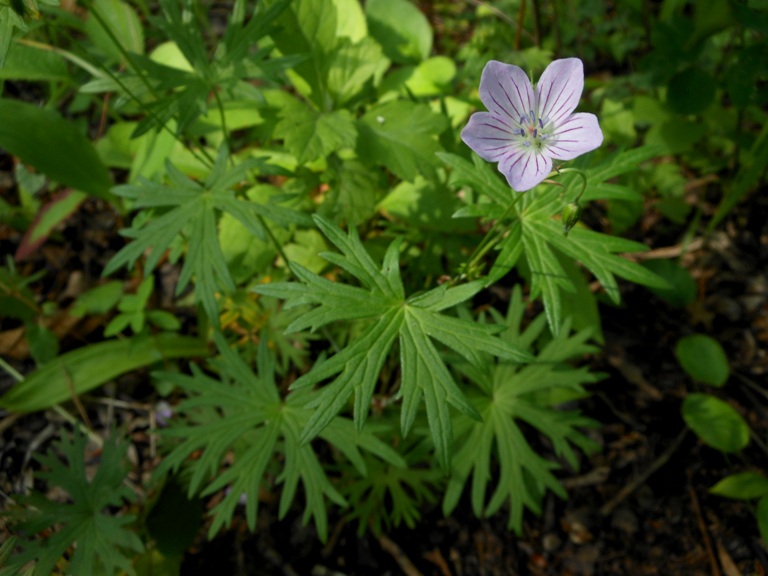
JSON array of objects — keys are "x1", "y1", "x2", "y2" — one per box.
[{"x1": 562, "y1": 201, "x2": 583, "y2": 236}]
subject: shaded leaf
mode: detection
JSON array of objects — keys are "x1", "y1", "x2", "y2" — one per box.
[
  {"x1": 0, "y1": 99, "x2": 112, "y2": 200},
  {"x1": 675, "y1": 334, "x2": 730, "y2": 387},
  {"x1": 6, "y1": 430, "x2": 142, "y2": 575},
  {"x1": 84, "y1": 0, "x2": 144, "y2": 63},
  {"x1": 0, "y1": 334, "x2": 208, "y2": 412}
]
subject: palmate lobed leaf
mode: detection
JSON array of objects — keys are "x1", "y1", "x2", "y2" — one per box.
[
  {"x1": 6, "y1": 430, "x2": 143, "y2": 575},
  {"x1": 274, "y1": 98, "x2": 357, "y2": 164},
  {"x1": 87, "y1": 0, "x2": 293, "y2": 140},
  {"x1": 437, "y1": 151, "x2": 515, "y2": 207},
  {"x1": 297, "y1": 308, "x2": 403, "y2": 442},
  {"x1": 257, "y1": 262, "x2": 397, "y2": 333},
  {"x1": 583, "y1": 144, "x2": 666, "y2": 184},
  {"x1": 326, "y1": 36, "x2": 387, "y2": 105},
  {"x1": 104, "y1": 149, "x2": 308, "y2": 321},
  {"x1": 157, "y1": 333, "x2": 404, "y2": 542},
  {"x1": 276, "y1": 408, "x2": 348, "y2": 540},
  {"x1": 254, "y1": 216, "x2": 532, "y2": 469},
  {"x1": 339, "y1": 437, "x2": 444, "y2": 536},
  {"x1": 443, "y1": 287, "x2": 602, "y2": 533},
  {"x1": 357, "y1": 100, "x2": 449, "y2": 181},
  {"x1": 440, "y1": 149, "x2": 668, "y2": 334}
]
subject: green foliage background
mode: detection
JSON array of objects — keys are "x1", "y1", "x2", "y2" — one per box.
[{"x1": 0, "y1": 0, "x2": 765, "y2": 572}]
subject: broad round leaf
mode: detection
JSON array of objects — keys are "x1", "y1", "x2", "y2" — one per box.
[
  {"x1": 405, "y1": 56, "x2": 457, "y2": 96},
  {"x1": 366, "y1": 0, "x2": 432, "y2": 63},
  {"x1": 710, "y1": 472, "x2": 768, "y2": 500},
  {"x1": 675, "y1": 334, "x2": 729, "y2": 386},
  {"x1": 332, "y1": 0, "x2": 368, "y2": 41},
  {"x1": 682, "y1": 393, "x2": 749, "y2": 453}
]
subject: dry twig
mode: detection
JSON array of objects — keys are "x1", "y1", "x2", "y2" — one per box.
[
  {"x1": 600, "y1": 428, "x2": 688, "y2": 516},
  {"x1": 688, "y1": 471, "x2": 721, "y2": 576},
  {"x1": 379, "y1": 533, "x2": 424, "y2": 576}
]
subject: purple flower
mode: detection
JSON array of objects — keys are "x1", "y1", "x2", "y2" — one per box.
[
  {"x1": 461, "y1": 58, "x2": 603, "y2": 192},
  {"x1": 155, "y1": 401, "x2": 173, "y2": 427}
]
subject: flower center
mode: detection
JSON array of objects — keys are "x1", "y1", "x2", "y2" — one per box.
[{"x1": 516, "y1": 109, "x2": 551, "y2": 150}]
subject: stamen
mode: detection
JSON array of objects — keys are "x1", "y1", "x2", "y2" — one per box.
[
  {"x1": 533, "y1": 129, "x2": 538, "y2": 138},
  {"x1": 523, "y1": 141, "x2": 531, "y2": 147},
  {"x1": 520, "y1": 116, "x2": 527, "y2": 125},
  {"x1": 538, "y1": 118, "x2": 544, "y2": 129},
  {"x1": 529, "y1": 110, "x2": 535, "y2": 122}
]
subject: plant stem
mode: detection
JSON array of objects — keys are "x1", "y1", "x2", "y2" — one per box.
[
  {"x1": 212, "y1": 87, "x2": 233, "y2": 164},
  {"x1": 0, "y1": 357, "x2": 23, "y2": 382},
  {"x1": 453, "y1": 193, "x2": 523, "y2": 284},
  {"x1": 556, "y1": 167, "x2": 588, "y2": 202},
  {"x1": 258, "y1": 214, "x2": 293, "y2": 275}
]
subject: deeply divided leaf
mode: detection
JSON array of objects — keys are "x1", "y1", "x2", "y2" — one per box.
[{"x1": 254, "y1": 217, "x2": 531, "y2": 468}]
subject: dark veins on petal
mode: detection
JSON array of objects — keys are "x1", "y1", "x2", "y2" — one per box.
[
  {"x1": 490, "y1": 91, "x2": 516, "y2": 121},
  {"x1": 552, "y1": 122, "x2": 585, "y2": 146},
  {"x1": 544, "y1": 82, "x2": 574, "y2": 124},
  {"x1": 498, "y1": 81, "x2": 524, "y2": 119}
]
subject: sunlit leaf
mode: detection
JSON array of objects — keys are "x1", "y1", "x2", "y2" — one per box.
[
  {"x1": 365, "y1": 0, "x2": 432, "y2": 63},
  {"x1": 275, "y1": 99, "x2": 357, "y2": 164},
  {"x1": 255, "y1": 216, "x2": 532, "y2": 469},
  {"x1": 357, "y1": 100, "x2": 448, "y2": 181},
  {"x1": 682, "y1": 393, "x2": 749, "y2": 453},
  {"x1": 710, "y1": 472, "x2": 768, "y2": 500}
]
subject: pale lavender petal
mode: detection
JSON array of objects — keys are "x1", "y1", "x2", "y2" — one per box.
[
  {"x1": 547, "y1": 113, "x2": 603, "y2": 161},
  {"x1": 461, "y1": 111, "x2": 516, "y2": 162},
  {"x1": 499, "y1": 148, "x2": 552, "y2": 192},
  {"x1": 478, "y1": 60, "x2": 535, "y2": 125},
  {"x1": 536, "y1": 58, "x2": 584, "y2": 126}
]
